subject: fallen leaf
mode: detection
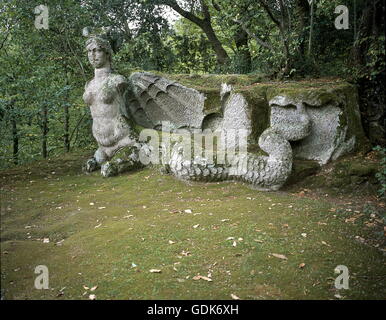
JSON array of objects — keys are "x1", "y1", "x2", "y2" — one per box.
[
  {"x1": 192, "y1": 275, "x2": 212, "y2": 282},
  {"x1": 271, "y1": 253, "x2": 288, "y2": 260},
  {"x1": 90, "y1": 286, "x2": 98, "y2": 292},
  {"x1": 168, "y1": 240, "x2": 176, "y2": 244},
  {"x1": 149, "y1": 269, "x2": 162, "y2": 273},
  {"x1": 231, "y1": 294, "x2": 241, "y2": 300},
  {"x1": 299, "y1": 263, "x2": 306, "y2": 269},
  {"x1": 180, "y1": 250, "x2": 190, "y2": 256},
  {"x1": 184, "y1": 209, "x2": 192, "y2": 214},
  {"x1": 89, "y1": 294, "x2": 96, "y2": 300},
  {"x1": 193, "y1": 224, "x2": 200, "y2": 229}
]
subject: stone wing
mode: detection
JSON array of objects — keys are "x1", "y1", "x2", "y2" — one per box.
[{"x1": 126, "y1": 72, "x2": 206, "y2": 131}]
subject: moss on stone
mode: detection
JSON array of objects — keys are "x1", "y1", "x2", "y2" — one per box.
[
  {"x1": 121, "y1": 73, "x2": 369, "y2": 160},
  {"x1": 202, "y1": 89, "x2": 222, "y2": 114},
  {"x1": 154, "y1": 73, "x2": 267, "y2": 90},
  {"x1": 285, "y1": 160, "x2": 321, "y2": 186},
  {"x1": 236, "y1": 85, "x2": 270, "y2": 143},
  {"x1": 333, "y1": 84, "x2": 370, "y2": 152}
]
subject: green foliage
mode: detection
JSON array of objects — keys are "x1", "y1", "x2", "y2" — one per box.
[{"x1": 0, "y1": 0, "x2": 95, "y2": 169}]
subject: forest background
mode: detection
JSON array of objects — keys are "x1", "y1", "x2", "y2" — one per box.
[{"x1": 0, "y1": 0, "x2": 384, "y2": 169}]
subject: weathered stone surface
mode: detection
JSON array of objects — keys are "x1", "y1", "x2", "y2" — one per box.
[
  {"x1": 82, "y1": 38, "x2": 367, "y2": 190},
  {"x1": 266, "y1": 84, "x2": 368, "y2": 164},
  {"x1": 141, "y1": 74, "x2": 367, "y2": 165},
  {"x1": 127, "y1": 72, "x2": 206, "y2": 131},
  {"x1": 82, "y1": 36, "x2": 141, "y2": 175}
]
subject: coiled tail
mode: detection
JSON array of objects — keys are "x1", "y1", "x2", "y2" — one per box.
[{"x1": 166, "y1": 128, "x2": 292, "y2": 191}]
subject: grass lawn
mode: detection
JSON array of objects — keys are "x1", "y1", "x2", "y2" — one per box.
[{"x1": 1, "y1": 151, "x2": 385, "y2": 300}]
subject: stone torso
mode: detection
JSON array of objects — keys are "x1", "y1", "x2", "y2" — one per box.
[{"x1": 83, "y1": 73, "x2": 130, "y2": 147}]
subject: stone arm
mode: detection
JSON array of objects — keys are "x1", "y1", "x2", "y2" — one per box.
[{"x1": 116, "y1": 75, "x2": 128, "y2": 95}]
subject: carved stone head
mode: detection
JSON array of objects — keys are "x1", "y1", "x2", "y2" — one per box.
[
  {"x1": 85, "y1": 36, "x2": 112, "y2": 69},
  {"x1": 268, "y1": 91, "x2": 357, "y2": 164}
]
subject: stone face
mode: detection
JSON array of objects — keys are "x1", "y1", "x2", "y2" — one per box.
[
  {"x1": 266, "y1": 85, "x2": 367, "y2": 165},
  {"x1": 269, "y1": 95, "x2": 312, "y2": 141}
]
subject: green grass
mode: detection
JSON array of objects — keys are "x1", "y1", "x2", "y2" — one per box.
[{"x1": 1, "y1": 152, "x2": 385, "y2": 300}]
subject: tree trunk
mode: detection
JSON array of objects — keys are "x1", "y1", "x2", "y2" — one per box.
[
  {"x1": 295, "y1": 0, "x2": 310, "y2": 56},
  {"x1": 354, "y1": 0, "x2": 386, "y2": 146},
  {"x1": 41, "y1": 104, "x2": 48, "y2": 158},
  {"x1": 234, "y1": 26, "x2": 251, "y2": 73},
  {"x1": 64, "y1": 73, "x2": 70, "y2": 152},
  {"x1": 308, "y1": 0, "x2": 314, "y2": 56},
  {"x1": 258, "y1": 0, "x2": 291, "y2": 75},
  {"x1": 163, "y1": 0, "x2": 229, "y2": 65},
  {"x1": 11, "y1": 106, "x2": 18, "y2": 165},
  {"x1": 200, "y1": 20, "x2": 229, "y2": 65},
  {"x1": 64, "y1": 103, "x2": 70, "y2": 152}
]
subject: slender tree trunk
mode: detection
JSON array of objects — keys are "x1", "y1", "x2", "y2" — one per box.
[
  {"x1": 295, "y1": 0, "x2": 310, "y2": 57},
  {"x1": 64, "y1": 103, "x2": 70, "y2": 152},
  {"x1": 308, "y1": 0, "x2": 314, "y2": 56},
  {"x1": 197, "y1": 19, "x2": 229, "y2": 65},
  {"x1": 354, "y1": 0, "x2": 386, "y2": 146},
  {"x1": 41, "y1": 104, "x2": 48, "y2": 158},
  {"x1": 258, "y1": 0, "x2": 291, "y2": 75},
  {"x1": 10, "y1": 104, "x2": 18, "y2": 165},
  {"x1": 234, "y1": 26, "x2": 252, "y2": 73},
  {"x1": 64, "y1": 73, "x2": 70, "y2": 152}
]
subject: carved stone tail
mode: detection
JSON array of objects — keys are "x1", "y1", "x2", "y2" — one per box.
[{"x1": 166, "y1": 128, "x2": 292, "y2": 191}]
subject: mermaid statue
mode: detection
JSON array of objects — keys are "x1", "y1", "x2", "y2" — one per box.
[
  {"x1": 82, "y1": 33, "x2": 311, "y2": 191},
  {"x1": 82, "y1": 35, "x2": 144, "y2": 176}
]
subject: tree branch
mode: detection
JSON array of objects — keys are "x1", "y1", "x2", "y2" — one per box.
[
  {"x1": 211, "y1": 0, "x2": 273, "y2": 50},
  {"x1": 258, "y1": 0, "x2": 282, "y2": 29},
  {"x1": 160, "y1": 0, "x2": 204, "y2": 27},
  {"x1": 233, "y1": 18, "x2": 273, "y2": 50}
]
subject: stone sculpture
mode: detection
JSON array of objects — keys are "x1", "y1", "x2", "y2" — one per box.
[
  {"x1": 82, "y1": 36, "x2": 144, "y2": 176},
  {"x1": 82, "y1": 35, "x2": 366, "y2": 190}
]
